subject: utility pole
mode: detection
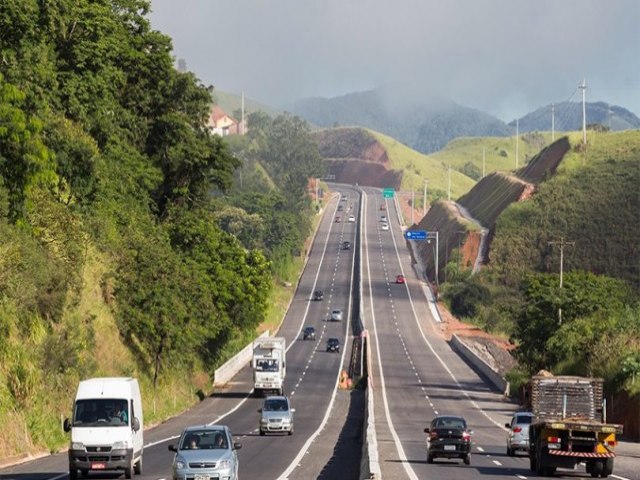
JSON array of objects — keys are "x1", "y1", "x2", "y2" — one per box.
[
  {"x1": 515, "y1": 118, "x2": 519, "y2": 169},
  {"x1": 551, "y1": 103, "x2": 555, "y2": 141},
  {"x1": 482, "y1": 147, "x2": 486, "y2": 178},
  {"x1": 579, "y1": 78, "x2": 587, "y2": 145},
  {"x1": 423, "y1": 179, "x2": 428, "y2": 217},
  {"x1": 427, "y1": 231, "x2": 439, "y2": 291},
  {"x1": 548, "y1": 237, "x2": 575, "y2": 324},
  {"x1": 447, "y1": 165, "x2": 451, "y2": 201},
  {"x1": 241, "y1": 92, "x2": 245, "y2": 135},
  {"x1": 411, "y1": 189, "x2": 415, "y2": 226}
]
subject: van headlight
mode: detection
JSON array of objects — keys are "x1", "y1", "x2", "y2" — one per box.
[
  {"x1": 217, "y1": 459, "x2": 231, "y2": 470},
  {"x1": 71, "y1": 442, "x2": 85, "y2": 450},
  {"x1": 113, "y1": 441, "x2": 128, "y2": 449}
]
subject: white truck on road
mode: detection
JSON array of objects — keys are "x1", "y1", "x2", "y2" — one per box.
[{"x1": 252, "y1": 337, "x2": 286, "y2": 396}]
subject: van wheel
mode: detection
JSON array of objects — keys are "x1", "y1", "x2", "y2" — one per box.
[
  {"x1": 125, "y1": 461, "x2": 133, "y2": 479},
  {"x1": 134, "y1": 456, "x2": 142, "y2": 475}
]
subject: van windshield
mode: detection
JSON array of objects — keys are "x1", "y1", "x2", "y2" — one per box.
[{"x1": 73, "y1": 399, "x2": 129, "y2": 427}]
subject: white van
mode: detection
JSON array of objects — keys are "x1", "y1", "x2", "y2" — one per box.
[{"x1": 64, "y1": 377, "x2": 143, "y2": 479}]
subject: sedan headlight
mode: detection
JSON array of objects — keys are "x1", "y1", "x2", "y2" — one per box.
[
  {"x1": 174, "y1": 458, "x2": 186, "y2": 470},
  {"x1": 217, "y1": 459, "x2": 231, "y2": 469},
  {"x1": 112, "y1": 441, "x2": 128, "y2": 449},
  {"x1": 71, "y1": 442, "x2": 84, "y2": 450}
]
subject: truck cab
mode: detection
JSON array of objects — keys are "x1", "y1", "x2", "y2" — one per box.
[{"x1": 253, "y1": 338, "x2": 286, "y2": 396}]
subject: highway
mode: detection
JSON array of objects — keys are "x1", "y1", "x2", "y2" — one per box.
[
  {"x1": 359, "y1": 186, "x2": 638, "y2": 480},
  {"x1": 0, "y1": 187, "x2": 361, "y2": 480},
  {"x1": 1, "y1": 186, "x2": 637, "y2": 480}
]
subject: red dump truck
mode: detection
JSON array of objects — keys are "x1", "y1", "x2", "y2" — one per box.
[{"x1": 528, "y1": 374, "x2": 623, "y2": 478}]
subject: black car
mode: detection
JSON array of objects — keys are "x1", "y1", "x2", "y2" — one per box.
[
  {"x1": 312, "y1": 290, "x2": 324, "y2": 301},
  {"x1": 303, "y1": 326, "x2": 316, "y2": 340},
  {"x1": 326, "y1": 338, "x2": 340, "y2": 353},
  {"x1": 342, "y1": 241, "x2": 351, "y2": 250},
  {"x1": 424, "y1": 415, "x2": 472, "y2": 465}
]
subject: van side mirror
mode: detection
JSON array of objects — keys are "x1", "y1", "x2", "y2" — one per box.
[
  {"x1": 132, "y1": 417, "x2": 140, "y2": 432},
  {"x1": 233, "y1": 442, "x2": 242, "y2": 450},
  {"x1": 63, "y1": 418, "x2": 71, "y2": 432},
  {"x1": 423, "y1": 427, "x2": 430, "y2": 433},
  {"x1": 168, "y1": 444, "x2": 177, "y2": 452}
]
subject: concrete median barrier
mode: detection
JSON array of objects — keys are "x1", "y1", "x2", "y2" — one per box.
[{"x1": 213, "y1": 330, "x2": 270, "y2": 388}]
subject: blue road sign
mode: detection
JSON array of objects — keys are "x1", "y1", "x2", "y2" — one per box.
[{"x1": 405, "y1": 230, "x2": 427, "y2": 240}]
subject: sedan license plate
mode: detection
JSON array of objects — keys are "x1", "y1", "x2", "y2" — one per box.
[
  {"x1": 194, "y1": 475, "x2": 210, "y2": 480},
  {"x1": 91, "y1": 462, "x2": 106, "y2": 470},
  {"x1": 444, "y1": 445, "x2": 456, "y2": 451}
]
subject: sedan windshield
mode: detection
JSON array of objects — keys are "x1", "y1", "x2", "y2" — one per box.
[{"x1": 180, "y1": 430, "x2": 228, "y2": 450}]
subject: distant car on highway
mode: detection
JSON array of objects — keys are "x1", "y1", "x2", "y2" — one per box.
[
  {"x1": 342, "y1": 241, "x2": 351, "y2": 250},
  {"x1": 335, "y1": 216, "x2": 341, "y2": 223},
  {"x1": 424, "y1": 415, "x2": 472, "y2": 465},
  {"x1": 396, "y1": 274, "x2": 405, "y2": 284},
  {"x1": 258, "y1": 395, "x2": 295, "y2": 436},
  {"x1": 380, "y1": 203, "x2": 386, "y2": 210},
  {"x1": 348, "y1": 215, "x2": 355, "y2": 223},
  {"x1": 326, "y1": 338, "x2": 340, "y2": 353},
  {"x1": 505, "y1": 412, "x2": 533, "y2": 456},
  {"x1": 313, "y1": 290, "x2": 324, "y2": 301},
  {"x1": 380, "y1": 215, "x2": 387, "y2": 222},
  {"x1": 303, "y1": 326, "x2": 316, "y2": 340},
  {"x1": 330, "y1": 309, "x2": 343, "y2": 321},
  {"x1": 169, "y1": 425, "x2": 241, "y2": 480},
  {"x1": 337, "y1": 204, "x2": 343, "y2": 211},
  {"x1": 381, "y1": 223, "x2": 389, "y2": 231}
]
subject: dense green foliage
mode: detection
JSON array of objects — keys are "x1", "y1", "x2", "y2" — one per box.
[{"x1": 0, "y1": 0, "x2": 321, "y2": 456}]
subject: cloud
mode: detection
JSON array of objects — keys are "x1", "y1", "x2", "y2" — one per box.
[{"x1": 149, "y1": 0, "x2": 640, "y2": 121}]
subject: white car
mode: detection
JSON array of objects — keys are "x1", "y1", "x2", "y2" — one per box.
[
  {"x1": 380, "y1": 215, "x2": 387, "y2": 222},
  {"x1": 330, "y1": 309, "x2": 343, "y2": 321},
  {"x1": 381, "y1": 223, "x2": 389, "y2": 231},
  {"x1": 348, "y1": 215, "x2": 355, "y2": 223}
]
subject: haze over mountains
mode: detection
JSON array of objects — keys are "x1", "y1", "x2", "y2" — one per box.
[{"x1": 289, "y1": 86, "x2": 640, "y2": 154}]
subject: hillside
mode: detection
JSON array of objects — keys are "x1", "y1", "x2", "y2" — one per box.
[
  {"x1": 312, "y1": 127, "x2": 476, "y2": 201},
  {"x1": 512, "y1": 101, "x2": 640, "y2": 133},
  {"x1": 213, "y1": 90, "x2": 281, "y2": 118},
  {"x1": 293, "y1": 87, "x2": 512, "y2": 154}
]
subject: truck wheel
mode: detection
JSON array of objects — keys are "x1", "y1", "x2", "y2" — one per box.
[
  {"x1": 590, "y1": 460, "x2": 604, "y2": 478},
  {"x1": 542, "y1": 466, "x2": 556, "y2": 476},
  {"x1": 529, "y1": 453, "x2": 536, "y2": 472},
  {"x1": 602, "y1": 458, "x2": 614, "y2": 477},
  {"x1": 134, "y1": 456, "x2": 142, "y2": 475}
]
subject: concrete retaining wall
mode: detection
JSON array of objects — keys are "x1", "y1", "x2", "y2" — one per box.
[
  {"x1": 450, "y1": 334, "x2": 509, "y2": 396},
  {"x1": 213, "y1": 330, "x2": 270, "y2": 387}
]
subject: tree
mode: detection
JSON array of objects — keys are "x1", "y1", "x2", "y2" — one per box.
[{"x1": 514, "y1": 271, "x2": 632, "y2": 372}]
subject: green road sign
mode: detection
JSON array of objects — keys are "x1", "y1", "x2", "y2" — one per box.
[{"x1": 383, "y1": 188, "x2": 394, "y2": 198}]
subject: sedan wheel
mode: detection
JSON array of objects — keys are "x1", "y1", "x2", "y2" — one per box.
[{"x1": 463, "y1": 454, "x2": 471, "y2": 465}]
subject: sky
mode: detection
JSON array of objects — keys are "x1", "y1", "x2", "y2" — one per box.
[{"x1": 148, "y1": 0, "x2": 639, "y2": 122}]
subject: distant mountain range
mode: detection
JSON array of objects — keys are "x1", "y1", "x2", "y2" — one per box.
[
  {"x1": 509, "y1": 101, "x2": 640, "y2": 133},
  {"x1": 289, "y1": 87, "x2": 640, "y2": 154}
]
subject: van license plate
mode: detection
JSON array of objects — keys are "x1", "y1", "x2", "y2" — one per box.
[
  {"x1": 444, "y1": 445, "x2": 456, "y2": 451},
  {"x1": 91, "y1": 462, "x2": 106, "y2": 469},
  {"x1": 194, "y1": 475, "x2": 210, "y2": 480}
]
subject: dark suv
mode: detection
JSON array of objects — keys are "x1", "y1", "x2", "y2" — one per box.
[
  {"x1": 342, "y1": 241, "x2": 351, "y2": 250},
  {"x1": 326, "y1": 338, "x2": 340, "y2": 353},
  {"x1": 312, "y1": 290, "x2": 324, "y2": 301},
  {"x1": 424, "y1": 415, "x2": 472, "y2": 465},
  {"x1": 303, "y1": 326, "x2": 316, "y2": 340}
]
